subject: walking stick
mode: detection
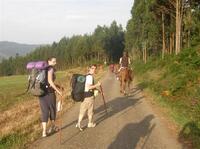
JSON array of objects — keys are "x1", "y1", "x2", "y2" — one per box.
[
  {"x1": 59, "y1": 99, "x2": 62, "y2": 145},
  {"x1": 100, "y1": 85, "x2": 108, "y2": 114},
  {"x1": 57, "y1": 86, "x2": 64, "y2": 145}
]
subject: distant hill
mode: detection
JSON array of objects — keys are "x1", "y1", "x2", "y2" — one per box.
[{"x1": 0, "y1": 41, "x2": 40, "y2": 60}]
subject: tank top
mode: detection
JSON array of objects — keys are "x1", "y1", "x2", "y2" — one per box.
[{"x1": 121, "y1": 56, "x2": 129, "y2": 67}]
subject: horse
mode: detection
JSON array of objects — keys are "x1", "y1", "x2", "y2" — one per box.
[
  {"x1": 118, "y1": 67, "x2": 133, "y2": 95},
  {"x1": 109, "y1": 64, "x2": 114, "y2": 73},
  {"x1": 114, "y1": 64, "x2": 120, "y2": 74}
]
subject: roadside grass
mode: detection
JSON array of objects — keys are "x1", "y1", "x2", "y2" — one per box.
[{"x1": 132, "y1": 46, "x2": 200, "y2": 148}]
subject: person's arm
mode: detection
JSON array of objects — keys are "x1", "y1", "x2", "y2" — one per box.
[
  {"x1": 85, "y1": 75, "x2": 101, "y2": 90},
  {"x1": 48, "y1": 70, "x2": 62, "y2": 96},
  {"x1": 119, "y1": 58, "x2": 122, "y2": 65},
  {"x1": 128, "y1": 58, "x2": 131, "y2": 64},
  {"x1": 87, "y1": 81, "x2": 101, "y2": 90}
]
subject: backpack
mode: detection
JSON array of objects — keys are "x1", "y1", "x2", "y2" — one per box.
[
  {"x1": 26, "y1": 61, "x2": 48, "y2": 96},
  {"x1": 70, "y1": 74, "x2": 89, "y2": 102}
]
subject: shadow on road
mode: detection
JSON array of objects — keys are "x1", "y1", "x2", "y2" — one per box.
[
  {"x1": 94, "y1": 95, "x2": 144, "y2": 125},
  {"x1": 61, "y1": 86, "x2": 144, "y2": 145},
  {"x1": 62, "y1": 92, "x2": 144, "y2": 131},
  {"x1": 108, "y1": 115, "x2": 155, "y2": 149}
]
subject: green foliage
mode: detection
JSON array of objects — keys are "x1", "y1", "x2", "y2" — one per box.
[
  {"x1": 0, "y1": 21, "x2": 125, "y2": 76},
  {"x1": 126, "y1": 0, "x2": 200, "y2": 60},
  {"x1": 132, "y1": 46, "x2": 200, "y2": 148},
  {"x1": 125, "y1": 0, "x2": 161, "y2": 57}
]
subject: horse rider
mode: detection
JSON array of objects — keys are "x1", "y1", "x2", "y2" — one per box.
[{"x1": 119, "y1": 51, "x2": 131, "y2": 72}]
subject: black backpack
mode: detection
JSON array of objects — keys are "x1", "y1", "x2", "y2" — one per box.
[
  {"x1": 70, "y1": 74, "x2": 88, "y2": 102},
  {"x1": 27, "y1": 67, "x2": 48, "y2": 96},
  {"x1": 26, "y1": 61, "x2": 51, "y2": 97}
]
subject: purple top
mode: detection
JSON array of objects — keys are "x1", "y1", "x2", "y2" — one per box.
[{"x1": 48, "y1": 67, "x2": 56, "y2": 81}]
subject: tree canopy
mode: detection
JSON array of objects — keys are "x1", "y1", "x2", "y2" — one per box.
[{"x1": 0, "y1": 21, "x2": 125, "y2": 76}]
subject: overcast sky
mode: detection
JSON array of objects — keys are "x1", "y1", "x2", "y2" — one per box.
[{"x1": 0, "y1": 0, "x2": 133, "y2": 44}]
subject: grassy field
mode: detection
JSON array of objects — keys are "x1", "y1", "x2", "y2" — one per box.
[
  {"x1": 0, "y1": 67, "x2": 106, "y2": 149},
  {"x1": 0, "y1": 75, "x2": 30, "y2": 111},
  {"x1": 0, "y1": 71, "x2": 71, "y2": 111}
]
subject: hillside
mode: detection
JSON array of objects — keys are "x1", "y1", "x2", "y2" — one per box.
[{"x1": 0, "y1": 41, "x2": 39, "y2": 59}]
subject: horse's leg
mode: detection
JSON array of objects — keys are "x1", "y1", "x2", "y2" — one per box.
[
  {"x1": 127, "y1": 69, "x2": 133, "y2": 95},
  {"x1": 123, "y1": 79, "x2": 126, "y2": 95},
  {"x1": 120, "y1": 79, "x2": 123, "y2": 93},
  {"x1": 128, "y1": 80, "x2": 131, "y2": 95}
]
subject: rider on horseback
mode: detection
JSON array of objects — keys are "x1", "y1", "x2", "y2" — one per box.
[
  {"x1": 117, "y1": 51, "x2": 133, "y2": 94},
  {"x1": 119, "y1": 51, "x2": 131, "y2": 72}
]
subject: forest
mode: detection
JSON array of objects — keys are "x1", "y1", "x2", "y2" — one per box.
[{"x1": 0, "y1": 21, "x2": 124, "y2": 76}]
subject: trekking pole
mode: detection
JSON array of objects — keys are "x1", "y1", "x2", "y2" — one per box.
[
  {"x1": 59, "y1": 99, "x2": 62, "y2": 145},
  {"x1": 58, "y1": 87, "x2": 64, "y2": 145},
  {"x1": 100, "y1": 85, "x2": 108, "y2": 114}
]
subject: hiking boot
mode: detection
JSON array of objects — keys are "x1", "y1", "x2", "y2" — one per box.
[
  {"x1": 76, "y1": 123, "x2": 83, "y2": 131},
  {"x1": 87, "y1": 123, "x2": 96, "y2": 128}
]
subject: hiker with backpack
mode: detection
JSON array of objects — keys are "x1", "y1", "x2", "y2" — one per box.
[
  {"x1": 35, "y1": 57, "x2": 63, "y2": 137},
  {"x1": 26, "y1": 57, "x2": 63, "y2": 137},
  {"x1": 75, "y1": 64, "x2": 101, "y2": 131}
]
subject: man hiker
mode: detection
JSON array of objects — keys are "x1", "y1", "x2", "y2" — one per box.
[{"x1": 76, "y1": 64, "x2": 101, "y2": 131}]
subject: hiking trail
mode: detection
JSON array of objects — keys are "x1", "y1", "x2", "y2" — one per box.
[{"x1": 30, "y1": 71, "x2": 182, "y2": 149}]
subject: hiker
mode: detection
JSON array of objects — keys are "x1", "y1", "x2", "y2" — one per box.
[
  {"x1": 110, "y1": 64, "x2": 114, "y2": 73},
  {"x1": 39, "y1": 57, "x2": 63, "y2": 137},
  {"x1": 76, "y1": 64, "x2": 101, "y2": 131},
  {"x1": 119, "y1": 51, "x2": 131, "y2": 72},
  {"x1": 115, "y1": 51, "x2": 131, "y2": 80}
]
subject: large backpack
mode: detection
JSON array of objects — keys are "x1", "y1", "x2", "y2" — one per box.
[
  {"x1": 26, "y1": 61, "x2": 48, "y2": 96},
  {"x1": 70, "y1": 74, "x2": 88, "y2": 102}
]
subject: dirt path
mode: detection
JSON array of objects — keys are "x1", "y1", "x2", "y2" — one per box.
[{"x1": 30, "y1": 71, "x2": 183, "y2": 149}]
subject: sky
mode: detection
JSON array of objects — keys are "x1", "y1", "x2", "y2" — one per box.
[{"x1": 0, "y1": 0, "x2": 133, "y2": 44}]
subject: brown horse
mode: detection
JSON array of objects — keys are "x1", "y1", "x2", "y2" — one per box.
[
  {"x1": 118, "y1": 68, "x2": 133, "y2": 95},
  {"x1": 114, "y1": 64, "x2": 120, "y2": 74}
]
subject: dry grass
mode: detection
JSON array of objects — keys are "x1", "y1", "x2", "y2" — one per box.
[{"x1": 0, "y1": 66, "x2": 107, "y2": 149}]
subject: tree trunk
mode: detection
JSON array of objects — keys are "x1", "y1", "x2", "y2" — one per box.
[
  {"x1": 188, "y1": 8, "x2": 191, "y2": 48},
  {"x1": 142, "y1": 48, "x2": 144, "y2": 62},
  {"x1": 144, "y1": 44, "x2": 147, "y2": 64},
  {"x1": 170, "y1": 32, "x2": 175, "y2": 54},
  {"x1": 175, "y1": 0, "x2": 182, "y2": 55},
  {"x1": 162, "y1": 12, "x2": 166, "y2": 59}
]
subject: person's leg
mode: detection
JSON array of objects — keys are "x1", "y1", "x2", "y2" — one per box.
[
  {"x1": 42, "y1": 122, "x2": 47, "y2": 137},
  {"x1": 39, "y1": 95, "x2": 49, "y2": 137},
  {"x1": 49, "y1": 93, "x2": 56, "y2": 121},
  {"x1": 49, "y1": 93, "x2": 59, "y2": 132},
  {"x1": 87, "y1": 97, "x2": 95, "y2": 127},
  {"x1": 77, "y1": 100, "x2": 88, "y2": 131}
]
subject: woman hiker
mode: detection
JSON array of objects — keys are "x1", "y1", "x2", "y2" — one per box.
[{"x1": 39, "y1": 57, "x2": 63, "y2": 137}]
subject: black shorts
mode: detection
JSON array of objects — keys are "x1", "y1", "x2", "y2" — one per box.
[{"x1": 39, "y1": 92, "x2": 56, "y2": 122}]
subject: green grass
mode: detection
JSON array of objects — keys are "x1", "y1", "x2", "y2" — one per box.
[
  {"x1": 0, "y1": 75, "x2": 30, "y2": 111},
  {"x1": 133, "y1": 46, "x2": 200, "y2": 148},
  {"x1": 0, "y1": 71, "x2": 67, "y2": 112}
]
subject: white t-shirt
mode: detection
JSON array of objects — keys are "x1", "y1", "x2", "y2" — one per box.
[{"x1": 85, "y1": 75, "x2": 93, "y2": 92}]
